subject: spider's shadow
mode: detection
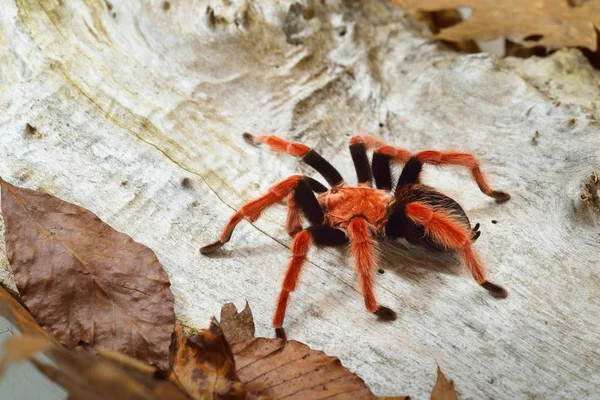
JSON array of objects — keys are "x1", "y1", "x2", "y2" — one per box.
[
  {"x1": 202, "y1": 237, "x2": 464, "y2": 284},
  {"x1": 377, "y1": 239, "x2": 464, "y2": 283},
  {"x1": 201, "y1": 241, "x2": 290, "y2": 259}
]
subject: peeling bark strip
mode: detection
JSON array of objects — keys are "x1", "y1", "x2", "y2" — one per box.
[{"x1": 0, "y1": 178, "x2": 175, "y2": 371}]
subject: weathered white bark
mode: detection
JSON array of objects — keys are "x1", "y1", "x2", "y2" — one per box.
[{"x1": 1, "y1": 0, "x2": 599, "y2": 398}]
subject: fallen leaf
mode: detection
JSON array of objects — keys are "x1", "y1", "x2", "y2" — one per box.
[
  {"x1": 0, "y1": 335, "x2": 189, "y2": 400},
  {"x1": 394, "y1": 0, "x2": 600, "y2": 51},
  {"x1": 0, "y1": 179, "x2": 175, "y2": 370},
  {"x1": 220, "y1": 302, "x2": 255, "y2": 345},
  {"x1": 232, "y1": 337, "x2": 375, "y2": 400},
  {"x1": 169, "y1": 321, "x2": 246, "y2": 400},
  {"x1": 430, "y1": 366, "x2": 457, "y2": 400}
]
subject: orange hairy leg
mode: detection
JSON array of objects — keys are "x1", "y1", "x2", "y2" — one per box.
[
  {"x1": 245, "y1": 133, "x2": 345, "y2": 187},
  {"x1": 243, "y1": 133, "x2": 309, "y2": 157},
  {"x1": 273, "y1": 230, "x2": 312, "y2": 328},
  {"x1": 416, "y1": 150, "x2": 510, "y2": 203},
  {"x1": 350, "y1": 136, "x2": 509, "y2": 202},
  {"x1": 347, "y1": 218, "x2": 397, "y2": 320},
  {"x1": 405, "y1": 202, "x2": 507, "y2": 298},
  {"x1": 351, "y1": 135, "x2": 412, "y2": 163},
  {"x1": 200, "y1": 175, "x2": 302, "y2": 254},
  {"x1": 286, "y1": 192, "x2": 303, "y2": 236}
]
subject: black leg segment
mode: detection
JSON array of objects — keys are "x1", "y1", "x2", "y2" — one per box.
[
  {"x1": 302, "y1": 149, "x2": 344, "y2": 187},
  {"x1": 396, "y1": 156, "x2": 423, "y2": 190},
  {"x1": 349, "y1": 142, "x2": 372, "y2": 185},
  {"x1": 303, "y1": 176, "x2": 328, "y2": 193},
  {"x1": 306, "y1": 225, "x2": 349, "y2": 246},
  {"x1": 372, "y1": 152, "x2": 392, "y2": 191},
  {"x1": 295, "y1": 177, "x2": 325, "y2": 225}
]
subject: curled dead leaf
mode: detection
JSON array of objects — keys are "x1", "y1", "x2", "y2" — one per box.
[
  {"x1": 0, "y1": 179, "x2": 176, "y2": 370},
  {"x1": 169, "y1": 321, "x2": 246, "y2": 400},
  {"x1": 430, "y1": 366, "x2": 457, "y2": 400},
  {"x1": 0, "y1": 335, "x2": 189, "y2": 400},
  {"x1": 220, "y1": 302, "x2": 255, "y2": 345},
  {"x1": 394, "y1": 0, "x2": 600, "y2": 51}
]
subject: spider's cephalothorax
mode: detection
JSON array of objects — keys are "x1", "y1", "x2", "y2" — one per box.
[{"x1": 201, "y1": 134, "x2": 510, "y2": 328}]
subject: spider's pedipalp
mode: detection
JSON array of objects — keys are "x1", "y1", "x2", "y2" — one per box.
[{"x1": 244, "y1": 133, "x2": 345, "y2": 187}]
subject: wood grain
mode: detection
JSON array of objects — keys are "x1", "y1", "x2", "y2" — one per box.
[{"x1": 0, "y1": 0, "x2": 599, "y2": 398}]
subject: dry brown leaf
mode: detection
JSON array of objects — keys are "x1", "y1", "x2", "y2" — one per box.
[
  {"x1": 0, "y1": 335, "x2": 189, "y2": 400},
  {"x1": 232, "y1": 337, "x2": 375, "y2": 400},
  {"x1": 169, "y1": 321, "x2": 246, "y2": 400},
  {"x1": 220, "y1": 302, "x2": 255, "y2": 345},
  {"x1": 394, "y1": 0, "x2": 600, "y2": 51},
  {"x1": 430, "y1": 366, "x2": 457, "y2": 400},
  {"x1": 0, "y1": 178, "x2": 176, "y2": 370}
]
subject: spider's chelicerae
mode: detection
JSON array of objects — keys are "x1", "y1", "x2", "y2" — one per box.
[{"x1": 201, "y1": 134, "x2": 510, "y2": 329}]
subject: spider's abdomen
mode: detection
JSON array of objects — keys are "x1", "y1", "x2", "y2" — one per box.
[
  {"x1": 387, "y1": 184, "x2": 472, "y2": 251},
  {"x1": 319, "y1": 186, "x2": 394, "y2": 229}
]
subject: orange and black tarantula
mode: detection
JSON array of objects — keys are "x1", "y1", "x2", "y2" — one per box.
[{"x1": 201, "y1": 133, "x2": 510, "y2": 329}]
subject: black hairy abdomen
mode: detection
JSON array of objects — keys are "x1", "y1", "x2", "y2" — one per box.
[{"x1": 385, "y1": 184, "x2": 470, "y2": 252}]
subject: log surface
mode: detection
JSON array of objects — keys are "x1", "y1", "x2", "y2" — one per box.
[{"x1": 1, "y1": 0, "x2": 599, "y2": 398}]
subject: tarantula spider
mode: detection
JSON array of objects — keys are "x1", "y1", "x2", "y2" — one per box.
[{"x1": 201, "y1": 133, "x2": 510, "y2": 329}]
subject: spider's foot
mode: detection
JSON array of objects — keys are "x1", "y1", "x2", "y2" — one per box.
[
  {"x1": 275, "y1": 327, "x2": 287, "y2": 342},
  {"x1": 481, "y1": 281, "x2": 508, "y2": 298},
  {"x1": 492, "y1": 191, "x2": 511, "y2": 203},
  {"x1": 287, "y1": 226, "x2": 302, "y2": 237},
  {"x1": 243, "y1": 132, "x2": 258, "y2": 145},
  {"x1": 472, "y1": 230, "x2": 481, "y2": 242},
  {"x1": 374, "y1": 305, "x2": 397, "y2": 321},
  {"x1": 200, "y1": 240, "x2": 224, "y2": 255}
]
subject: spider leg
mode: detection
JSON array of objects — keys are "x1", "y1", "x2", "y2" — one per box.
[
  {"x1": 200, "y1": 175, "x2": 325, "y2": 254},
  {"x1": 351, "y1": 135, "x2": 411, "y2": 191},
  {"x1": 347, "y1": 218, "x2": 397, "y2": 320},
  {"x1": 286, "y1": 193, "x2": 302, "y2": 237},
  {"x1": 351, "y1": 135, "x2": 509, "y2": 202},
  {"x1": 349, "y1": 141, "x2": 372, "y2": 186},
  {"x1": 405, "y1": 202, "x2": 508, "y2": 298},
  {"x1": 244, "y1": 133, "x2": 345, "y2": 187},
  {"x1": 415, "y1": 150, "x2": 510, "y2": 203},
  {"x1": 273, "y1": 226, "x2": 348, "y2": 328}
]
